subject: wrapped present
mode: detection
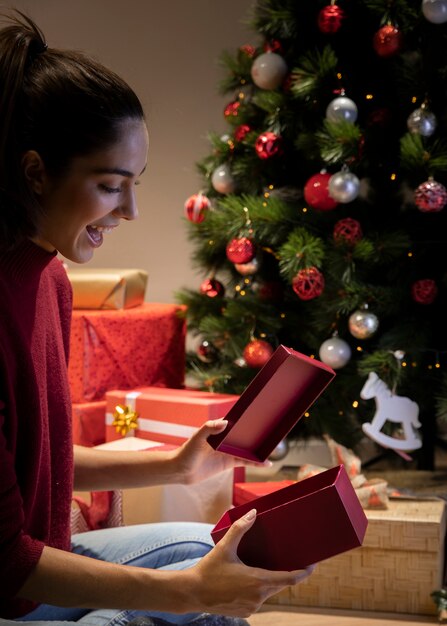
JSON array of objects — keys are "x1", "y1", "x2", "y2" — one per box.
[
  {"x1": 297, "y1": 435, "x2": 389, "y2": 509},
  {"x1": 68, "y1": 303, "x2": 186, "y2": 403},
  {"x1": 105, "y1": 386, "x2": 239, "y2": 446},
  {"x1": 67, "y1": 267, "x2": 148, "y2": 310},
  {"x1": 72, "y1": 401, "x2": 106, "y2": 447}
]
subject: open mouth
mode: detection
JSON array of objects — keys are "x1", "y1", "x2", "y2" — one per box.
[{"x1": 86, "y1": 224, "x2": 115, "y2": 246}]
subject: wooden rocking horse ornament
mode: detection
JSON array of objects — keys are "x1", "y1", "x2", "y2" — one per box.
[{"x1": 360, "y1": 372, "x2": 422, "y2": 451}]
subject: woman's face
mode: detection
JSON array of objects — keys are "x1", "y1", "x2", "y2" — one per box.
[{"x1": 31, "y1": 118, "x2": 148, "y2": 263}]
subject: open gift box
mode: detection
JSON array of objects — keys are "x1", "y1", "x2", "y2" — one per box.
[
  {"x1": 212, "y1": 465, "x2": 367, "y2": 570},
  {"x1": 209, "y1": 345, "x2": 368, "y2": 570}
]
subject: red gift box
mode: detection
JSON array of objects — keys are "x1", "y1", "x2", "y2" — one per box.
[
  {"x1": 233, "y1": 480, "x2": 295, "y2": 507},
  {"x1": 72, "y1": 401, "x2": 106, "y2": 447},
  {"x1": 207, "y1": 344, "x2": 335, "y2": 462},
  {"x1": 68, "y1": 303, "x2": 186, "y2": 403},
  {"x1": 105, "y1": 386, "x2": 239, "y2": 446},
  {"x1": 212, "y1": 465, "x2": 368, "y2": 570}
]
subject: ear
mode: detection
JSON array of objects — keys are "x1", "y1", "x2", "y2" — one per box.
[{"x1": 21, "y1": 150, "x2": 47, "y2": 196}]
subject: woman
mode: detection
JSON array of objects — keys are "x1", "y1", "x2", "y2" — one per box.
[{"x1": 0, "y1": 12, "x2": 313, "y2": 626}]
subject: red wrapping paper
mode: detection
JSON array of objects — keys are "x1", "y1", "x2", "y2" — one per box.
[
  {"x1": 72, "y1": 401, "x2": 107, "y2": 447},
  {"x1": 68, "y1": 303, "x2": 186, "y2": 403},
  {"x1": 105, "y1": 387, "x2": 239, "y2": 446},
  {"x1": 233, "y1": 480, "x2": 295, "y2": 507}
]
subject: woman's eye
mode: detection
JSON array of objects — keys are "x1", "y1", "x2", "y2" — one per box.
[{"x1": 99, "y1": 184, "x2": 121, "y2": 194}]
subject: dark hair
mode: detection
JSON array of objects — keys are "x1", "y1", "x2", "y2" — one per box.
[{"x1": 0, "y1": 11, "x2": 145, "y2": 248}]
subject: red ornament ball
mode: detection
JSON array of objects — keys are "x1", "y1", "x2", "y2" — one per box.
[
  {"x1": 226, "y1": 237, "x2": 256, "y2": 264},
  {"x1": 200, "y1": 278, "x2": 225, "y2": 298},
  {"x1": 304, "y1": 172, "x2": 338, "y2": 211},
  {"x1": 240, "y1": 44, "x2": 256, "y2": 58},
  {"x1": 184, "y1": 193, "x2": 211, "y2": 224},
  {"x1": 263, "y1": 39, "x2": 283, "y2": 54},
  {"x1": 333, "y1": 218, "x2": 363, "y2": 246},
  {"x1": 318, "y1": 4, "x2": 344, "y2": 34},
  {"x1": 224, "y1": 100, "x2": 241, "y2": 118},
  {"x1": 243, "y1": 339, "x2": 274, "y2": 368},
  {"x1": 254, "y1": 131, "x2": 283, "y2": 160},
  {"x1": 234, "y1": 124, "x2": 252, "y2": 142},
  {"x1": 373, "y1": 24, "x2": 403, "y2": 58},
  {"x1": 411, "y1": 279, "x2": 438, "y2": 305},
  {"x1": 414, "y1": 179, "x2": 447, "y2": 213},
  {"x1": 292, "y1": 267, "x2": 325, "y2": 300}
]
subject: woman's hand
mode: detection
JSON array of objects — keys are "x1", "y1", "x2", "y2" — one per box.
[
  {"x1": 181, "y1": 508, "x2": 315, "y2": 618},
  {"x1": 172, "y1": 419, "x2": 270, "y2": 484}
]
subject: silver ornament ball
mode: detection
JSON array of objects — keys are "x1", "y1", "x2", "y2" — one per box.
[
  {"x1": 268, "y1": 438, "x2": 289, "y2": 461},
  {"x1": 251, "y1": 52, "x2": 288, "y2": 90},
  {"x1": 407, "y1": 107, "x2": 437, "y2": 137},
  {"x1": 211, "y1": 164, "x2": 236, "y2": 194},
  {"x1": 422, "y1": 0, "x2": 447, "y2": 23},
  {"x1": 319, "y1": 337, "x2": 352, "y2": 369},
  {"x1": 326, "y1": 96, "x2": 358, "y2": 124},
  {"x1": 348, "y1": 309, "x2": 379, "y2": 339},
  {"x1": 329, "y1": 171, "x2": 360, "y2": 203}
]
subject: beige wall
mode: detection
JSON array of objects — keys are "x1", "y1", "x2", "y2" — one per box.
[{"x1": 9, "y1": 0, "x2": 255, "y2": 303}]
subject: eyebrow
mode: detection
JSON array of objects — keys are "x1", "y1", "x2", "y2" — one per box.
[{"x1": 93, "y1": 165, "x2": 147, "y2": 177}]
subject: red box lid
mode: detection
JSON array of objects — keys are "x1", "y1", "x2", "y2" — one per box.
[
  {"x1": 207, "y1": 345, "x2": 335, "y2": 462},
  {"x1": 211, "y1": 465, "x2": 368, "y2": 570}
]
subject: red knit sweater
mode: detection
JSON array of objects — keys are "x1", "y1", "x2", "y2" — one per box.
[{"x1": 0, "y1": 240, "x2": 73, "y2": 619}]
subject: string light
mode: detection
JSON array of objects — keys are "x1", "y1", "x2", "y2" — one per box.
[
  {"x1": 366, "y1": 94, "x2": 374, "y2": 100},
  {"x1": 280, "y1": 312, "x2": 286, "y2": 319},
  {"x1": 402, "y1": 361, "x2": 407, "y2": 367},
  {"x1": 356, "y1": 346, "x2": 363, "y2": 352},
  {"x1": 304, "y1": 412, "x2": 310, "y2": 417},
  {"x1": 411, "y1": 96, "x2": 417, "y2": 103},
  {"x1": 352, "y1": 400, "x2": 359, "y2": 408},
  {"x1": 208, "y1": 240, "x2": 214, "y2": 246},
  {"x1": 302, "y1": 207, "x2": 308, "y2": 213},
  {"x1": 408, "y1": 251, "x2": 413, "y2": 258},
  {"x1": 390, "y1": 173, "x2": 397, "y2": 181}
]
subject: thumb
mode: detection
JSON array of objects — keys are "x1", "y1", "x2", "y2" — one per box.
[{"x1": 220, "y1": 508, "x2": 257, "y2": 558}]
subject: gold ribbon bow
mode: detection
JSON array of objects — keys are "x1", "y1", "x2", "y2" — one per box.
[{"x1": 112, "y1": 404, "x2": 139, "y2": 437}]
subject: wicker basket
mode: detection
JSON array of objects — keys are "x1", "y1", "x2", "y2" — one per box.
[{"x1": 267, "y1": 499, "x2": 446, "y2": 615}]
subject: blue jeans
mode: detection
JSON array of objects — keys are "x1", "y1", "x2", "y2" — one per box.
[{"x1": 8, "y1": 522, "x2": 215, "y2": 625}]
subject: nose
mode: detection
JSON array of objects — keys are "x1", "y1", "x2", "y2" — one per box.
[{"x1": 114, "y1": 188, "x2": 139, "y2": 221}]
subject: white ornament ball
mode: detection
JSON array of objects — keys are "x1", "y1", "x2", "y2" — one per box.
[
  {"x1": 319, "y1": 337, "x2": 352, "y2": 369},
  {"x1": 328, "y1": 171, "x2": 360, "y2": 203},
  {"x1": 407, "y1": 107, "x2": 437, "y2": 137},
  {"x1": 348, "y1": 309, "x2": 379, "y2": 339},
  {"x1": 211, "y1": 164, "x2": 236, "y2": 194},
  {"x1": 326, "y1": 96, "x2": 358, "y2": 124},
  {"x1": 422, "y1": 0, "x2": 447, "y2": 23},
  {"x1": 251, "y1": 52, "x2": 288, "y2": 90},
  {"x1": 268, "y1": 438, "x2": 289, "y2": 461}
]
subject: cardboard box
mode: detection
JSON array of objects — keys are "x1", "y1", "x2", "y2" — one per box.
[
  {"x1": 72, "y1": 401, "x2": 106, "y2": 447},
  {"x1": 69, "y1": 303, "x2": 186, "y2": 403},
  {"x1": 207, "y1": 345, "x2": 335, "y2": 462},
  {"x1": 212, "y1": 465, "x2": 368, "y2": 571},
  {"x1": 267, "y1": 498, "x2": 446, "y2": 616},
  {"x1": 67, "y1": 267, "x2": 148, "y2": 310},
  {"x1": 105, "y1": 386, "x2": 239, "y2": 446}
]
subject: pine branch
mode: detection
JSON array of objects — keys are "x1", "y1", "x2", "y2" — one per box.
[
  {"x1": 278, "y1": 227, "x2": 325, "y2": 281},
  {"x1": 357, "y1": 350, "x2": 404, "y2": 390},
  {"x1": 290, "y1": 46, "x2": 338, "y2": 100},
  {"x1": 251, "y1": 0, "x2": 299, "y2": 39},
  {"x1": 315, "y1": 120, "x2": 363, "y2": 166},
  {"x1": 218, "y1": 49, "x2": 256, "y2": 95}
]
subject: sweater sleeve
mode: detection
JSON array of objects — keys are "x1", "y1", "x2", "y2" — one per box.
[{"x1": 0, "y1": 401, "x2": 45, "y2": 604}]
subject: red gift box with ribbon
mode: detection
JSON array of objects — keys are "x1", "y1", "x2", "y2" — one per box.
[{"x1": 105, "y1": 386, "x2": 239, "y2": 446}]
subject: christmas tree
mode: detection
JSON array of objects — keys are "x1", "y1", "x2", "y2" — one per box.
[{"x1": 176, "y1": 0, "x2": 447, "y2": 469}]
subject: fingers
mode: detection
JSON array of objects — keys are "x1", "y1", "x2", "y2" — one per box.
[
  {"x1": 201, "y1": 418, "x2": 228, "y2": 436},
  {"x1": 218, "y1": 508, "x2": 257, "y2": 558}
]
